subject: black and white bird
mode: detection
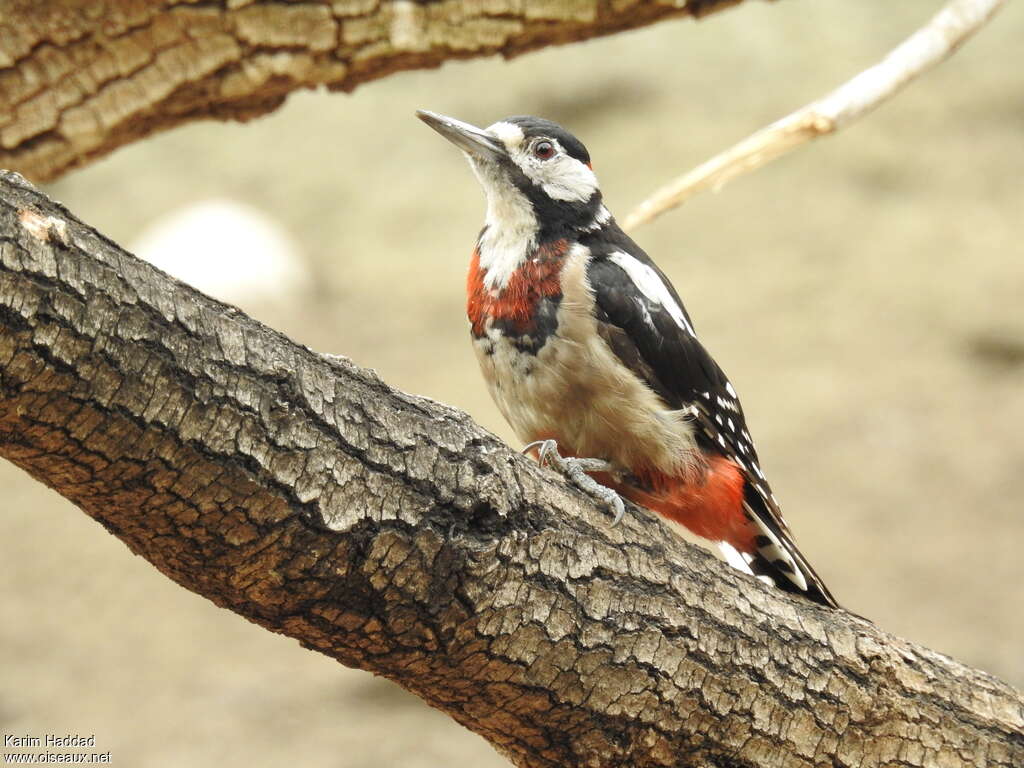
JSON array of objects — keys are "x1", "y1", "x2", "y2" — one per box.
[{"x1": 418, "y1": 110, "x2": 838, "y2": 608}]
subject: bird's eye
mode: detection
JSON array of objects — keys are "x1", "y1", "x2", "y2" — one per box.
[{"x1": 533, "y1": 140, "x2": 555, "y2": 160}]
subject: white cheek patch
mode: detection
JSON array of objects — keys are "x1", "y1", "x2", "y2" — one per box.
[
  {"x1": 608, "y1": 251, "x2": 696, "y2": 337},
  {"x1": 539, "y1": 155, "x2": 598, "y2": 203},
  {"x1": 490, "y1": 124, "x2": 598, "y2": 204}
]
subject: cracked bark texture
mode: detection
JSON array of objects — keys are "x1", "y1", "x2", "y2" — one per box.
[
  {"x1": 0, "y1": 0, "x2": 741, "y2": 182},
  {"x1": 2, "y1": 177, "x2": 1023, "y2": 767}
]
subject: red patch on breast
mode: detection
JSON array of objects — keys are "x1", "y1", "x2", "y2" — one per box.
[{"x1": 467, "y1": 239, "x2": 568, "y2": 337}]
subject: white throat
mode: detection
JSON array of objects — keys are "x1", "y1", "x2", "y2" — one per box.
[{"x1": 473, "y1": 161, "x2": 539, "y2": 292}]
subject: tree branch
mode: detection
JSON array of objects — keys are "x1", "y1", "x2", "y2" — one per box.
[
  {"x1": 0, "y1": 0, "x2": 742, "y2": 183},
  {"x1": 1, "y1": 173, "x2": 1022, "y2": 766},
  {"x1": 622, "y1": 0, "x2": 1007, "y2": 231}
]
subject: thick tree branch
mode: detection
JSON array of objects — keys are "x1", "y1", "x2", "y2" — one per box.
[
  {"x1": 0, "y1": 0, "x2": 742, "y2": 182},
  {"x1": 1, "y1": 174, "x2": 1022, "y2": 766},
  {"x1": 623, "y1": 0, "x2": 1007, "y2": 231}
]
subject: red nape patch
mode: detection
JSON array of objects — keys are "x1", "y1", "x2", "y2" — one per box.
[
  {"x1": 467, "y1": 239, "x2": 568, "y2": 336},
  {"x1": 607, "y1": 456, "x2": 754, "y2": 551}
]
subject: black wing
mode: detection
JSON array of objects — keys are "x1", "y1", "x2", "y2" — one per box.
[{"x1": 583, "y1": 225, "x2": 838, "y2": 607}]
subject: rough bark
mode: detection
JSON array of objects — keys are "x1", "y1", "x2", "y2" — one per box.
[
  {"x1": 0, "y1": 0, "x2": 740, "y2": 182},
  {"x1": 2, "y1": 178, "x2": 1023, "y2": 767}
]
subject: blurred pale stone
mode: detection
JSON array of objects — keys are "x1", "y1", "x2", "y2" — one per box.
[{"x1": 130, "y1": 198, "x2": 311, "y2": 306}]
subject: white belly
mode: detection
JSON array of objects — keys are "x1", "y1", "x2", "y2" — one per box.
[{"x1": 472, "y1": 247, "x2": 702, "y2": 481}]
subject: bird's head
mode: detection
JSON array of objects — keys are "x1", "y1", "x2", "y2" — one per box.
[{"x1": 417, "y1": 110, "x2": 607, "y2": 241}]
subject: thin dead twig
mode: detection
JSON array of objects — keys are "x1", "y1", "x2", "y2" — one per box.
[{"x1": 623, "y1": 0, "x2": 1007, "y2": 232}]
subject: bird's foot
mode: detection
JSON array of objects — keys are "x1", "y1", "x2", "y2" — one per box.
[{"x1": 522, "y1": 439, "x2": 626, "y2": 526}]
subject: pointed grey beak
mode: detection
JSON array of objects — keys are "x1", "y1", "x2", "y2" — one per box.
[{"x1": 417, "y1": 110, "x2": 505, "y2": 161}]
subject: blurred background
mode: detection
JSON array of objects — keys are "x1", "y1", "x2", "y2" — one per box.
[{"x1": 2, "y1": 0, "x2": 1022, "y2": 765}]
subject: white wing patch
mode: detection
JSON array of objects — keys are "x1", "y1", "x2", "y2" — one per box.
[{"x1": 608, "y1": 251, "x2": 696, "y2": 337}]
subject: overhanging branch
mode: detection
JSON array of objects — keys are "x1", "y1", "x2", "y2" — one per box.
[
  {"x1": 1, "y1": 172, "x2": 1022, "y2": 766},
  {"x1": 0, "y1": 0, "x2": 744, "y2": 182}
]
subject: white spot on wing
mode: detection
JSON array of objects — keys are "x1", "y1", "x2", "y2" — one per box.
[
  {"x1": 745, "y1": 501, "x2": 808, "y2": 592},
  {"x1": 608, "y1": 251, "x2": 695, "y2": 336},
  {"x1": 716, "y1": 395, "x2": 739, "y2": 413},
  {"x1": 727, "y1": 398, "x2": 740, "y2": 413}
]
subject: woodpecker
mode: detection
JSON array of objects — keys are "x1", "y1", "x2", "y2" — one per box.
[{"x1": 417, "y1": 110, "x2": 838, "y2": 608}]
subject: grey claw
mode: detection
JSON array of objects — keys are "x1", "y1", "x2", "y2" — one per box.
[
  {"x1": 609, "y1": 495, "x2": 625, "y2": 527},
  {"x1": 522, "y1": 438, "x2": 627, "y2": 526},
  {"x1": 522, "y1": 439, "x2": 556, "y2": 467},
  {"x1": 522, "y1": 439, "x2": 547, "y2": 456}
]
